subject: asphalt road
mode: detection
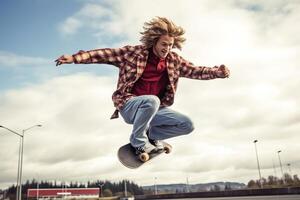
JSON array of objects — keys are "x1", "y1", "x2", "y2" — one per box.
[{"x1": 162, "y1": 195, "x2": 300, "y2": 200}]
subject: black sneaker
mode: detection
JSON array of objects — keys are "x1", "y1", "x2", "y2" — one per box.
[
  {"x1": 132, "y1": 143, "x2": 157, "y2": 155},
  {"x1": 146, "y1": 130, "x2": 164, "y2": 151},
  {"x1": 150, "y1": 140, "x2": 164, "y2": 151}
]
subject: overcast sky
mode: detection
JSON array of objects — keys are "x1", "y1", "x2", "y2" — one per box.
[{"x1": 1, "y1": 0, "x2": 300, "y2": 189}]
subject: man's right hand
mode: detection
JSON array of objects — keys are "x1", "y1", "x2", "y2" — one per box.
[
  {"x1": 216, "y1": 64, "x2": 230, "y2": 78},
  {"x1": 55, "y1": 55, "x2": 74, "y2": 66}
]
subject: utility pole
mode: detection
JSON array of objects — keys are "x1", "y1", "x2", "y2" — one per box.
[
  {"x1": 154, "y1": 177, "x2": 157, "y2": 195},
  {"x1": 277, "y1": 151, "x2": 284, "y2": 178},
  {"x1": 186, "y1": 177, "x2": 190, "y2": 193},
  {"x1": 253, "y1": 140, "x2": 262, "y2": 188},
  {"x1": 124, "y1": 180, "x2": 127, "y2": 197},
  {"x1": 0, "y1": 124, "x2": 42, "y2": 200}
]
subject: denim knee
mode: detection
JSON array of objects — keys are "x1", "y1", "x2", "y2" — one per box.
[
  {"x1": 181, "y1": 118, "x2": 194, "y2": 134},
  {"x1": 142, "y1": 95, "x2": 160, "y2": 111}
]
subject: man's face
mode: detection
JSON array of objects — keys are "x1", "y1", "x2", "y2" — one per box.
[{"x1": 153, "y1": 35, "x2": 174, "y2": 59}]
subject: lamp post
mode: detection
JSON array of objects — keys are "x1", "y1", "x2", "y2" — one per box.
[
  {"x1": 0, "y1": 124, "x2": 42, "y2": 200},
  {"x1": 0, "y1": 125, "x2": 22, "y2": 200},
  {"x1": 154, "y1": 177, "x2": 157, "y2": 195},
  {"x1": 37, "y1": 180, "x2": 39, "y2": 200},
  {"x1": 186, "y1": 176, "x2": 190, "y2": 193},
  {"x1": 124, "y1": 180, "x2": 127, "y2": 197},
  {"x1": 253, "y1": 140, "x2": 262, "y2": 188},
  {"x1": 36, "y1": 173, "x2": 40, "y2": 200},
  {"x1": 277, "y1": 150, "x2": 284, "y2": 178}
]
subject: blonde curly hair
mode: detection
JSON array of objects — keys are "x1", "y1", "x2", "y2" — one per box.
[{"x1": 140, "y1": 17, "x2": 186, "y2": 50}]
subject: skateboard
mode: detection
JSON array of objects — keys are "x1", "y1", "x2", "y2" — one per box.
[{"x1": 118, "y1": 141, "x2": 172, "y2": 169}]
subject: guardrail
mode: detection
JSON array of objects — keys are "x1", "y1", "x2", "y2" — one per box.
[{"x1": 135, "y1": 187, "x2": 300, "y2": 199}]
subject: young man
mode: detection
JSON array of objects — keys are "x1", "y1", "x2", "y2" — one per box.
[{"x1": 55, "y1": 17, "x2": 230, "y2": 154}]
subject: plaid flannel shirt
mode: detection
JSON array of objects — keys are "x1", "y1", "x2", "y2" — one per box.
[{"x1": 72, "y1": 45, "x2": 220, "y2": 119}]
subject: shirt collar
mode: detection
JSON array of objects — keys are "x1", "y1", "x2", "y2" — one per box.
[{"x1": 149, "y1": 48, "x2": 166, "y2": 62}]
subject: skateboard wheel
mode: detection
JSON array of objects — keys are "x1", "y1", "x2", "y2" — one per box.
[
  {"x1": 139, "y1": 152, "x2": 150, "y2": 162},
  {"x1": 164, "y1": 145, "x2": 172, "y2": 154}
]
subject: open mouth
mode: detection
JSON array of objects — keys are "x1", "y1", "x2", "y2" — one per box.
[{"x1": 161, "y1": 50, "x2": 168, "y2": 55}]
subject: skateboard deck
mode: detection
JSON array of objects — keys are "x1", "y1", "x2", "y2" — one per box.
[{"x1": 118, "y1": 141, "x2": 172, "y2": 169}]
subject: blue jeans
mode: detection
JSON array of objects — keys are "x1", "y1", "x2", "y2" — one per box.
[{"x1": 119, "y1": 95, "x2": 194, "y2": 148}]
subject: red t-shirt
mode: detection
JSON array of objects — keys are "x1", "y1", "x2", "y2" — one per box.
[{"x1": 132, "y1": 49, "x2": 169, "y2": 99}]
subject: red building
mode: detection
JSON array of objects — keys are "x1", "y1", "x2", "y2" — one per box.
[{"x1": 27, "y1": 188, "x2": 99, "y2": 198}]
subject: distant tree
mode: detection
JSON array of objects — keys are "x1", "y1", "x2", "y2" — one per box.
[
  {"x1": 247, "y1": 180, "x2": 257, "y2": 188},
  {"x1": 255, "y1": 180, "x2": 261, "y2": 188},
  {"x1": 70, "y1": 181, "x2": 80, "y2": 188},
  {"x1": 78, "y1": 182, "x2": 86, "y2": 188},
  {"x1": 267, "y1": 175, "x2": 278, "y2": 186},
  {"x1": 278, "y1": 178, "x2": 284, "y2": 185},
  {"x1": 87, "y1": 181, "x2": 91, "y2": 187},
  {"x1": 293, "y1": 175, "x2": 300, "y2": 185},
  {"x1": 261, "y1": 177, "x2": 267, "y2": 187},
  {"x1": 54, "y1": 180, "x2": 57, "y2": 188},
  {"x1": 284, "y1": 173, "x2": 293, "y2": 185}
]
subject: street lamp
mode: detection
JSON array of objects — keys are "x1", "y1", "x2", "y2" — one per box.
[
  {"x1": 0, "y1": 125, "x2": 22, "y2": 200},
  {"x1": 124, "y1": 180, "x2": 127, "y2": 197},
  {"x1": 154, "y1": 177, "x2": 157, "y2": 195},
  {"x1": 277, "y1": 150, "x2": 284, "y2": 179},
  {"x1": 0, "y1": 124, "x2": 42, "y2": 200},
  {"x1": 37, "y1": 177, "x2": 40, "y2": 200},
  {"x1": 186, "y1": 176, "x2": 190, "y2": 193},
  {"x1": 253, "y1": 140, "x2": 262, "y2": 188}
]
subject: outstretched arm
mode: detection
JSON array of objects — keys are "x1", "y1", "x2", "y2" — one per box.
[
  {"x1": 55, "y1": 45, "x2": 137, "y2": 68},
  {"x1": 179, "y1": 56, "x2": 230, "y2": 79}
]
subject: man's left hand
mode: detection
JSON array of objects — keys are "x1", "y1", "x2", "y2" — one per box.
[{"x1": 216, "y1": 64, "x2": 230, "y2": 78}]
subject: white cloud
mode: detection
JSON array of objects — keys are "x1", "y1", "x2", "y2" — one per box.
[
  {"x1": 1, "y1": 0, "x2": 300, "y2": 189},
  {"x1": 59, "y1": 17, "x2": 82, "y2": 36},
  {"x1": 77, "y1": 3, "x2": 113, "y2": 19},
  {"x1": 0, "y1": 51, "x2": 50, "y2": 67},
  {"x1": 58, "y1": 3, "x2": 115, "y2": 38}
]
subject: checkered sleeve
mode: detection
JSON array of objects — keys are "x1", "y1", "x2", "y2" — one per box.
[
  {"x1": 179, "y1": 56, "x2": 219, "y2": 80},
  {"x1": 72, "y1": 45, "x2": 134, "y2": 68}
]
